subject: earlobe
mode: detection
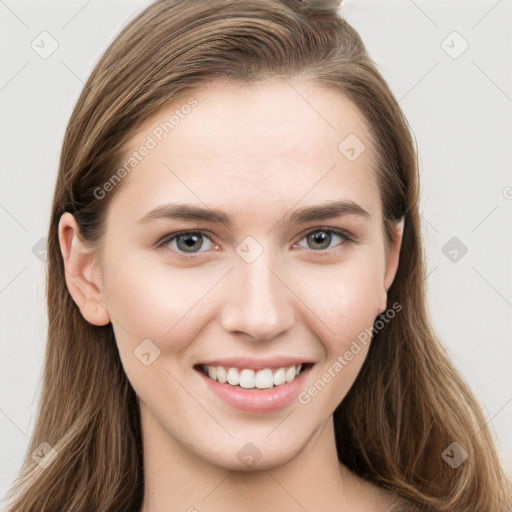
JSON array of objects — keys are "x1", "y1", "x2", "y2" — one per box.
[
  {"x1": 58, "y1": 213, "x2": 110, "y2": 326},
  {"x1": 377, "y1": 290, "x2": 387, "y2": 315}
]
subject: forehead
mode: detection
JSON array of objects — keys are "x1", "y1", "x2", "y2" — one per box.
[{"x1": 111, "y1": 79, "x2": 381, "y2": 223}]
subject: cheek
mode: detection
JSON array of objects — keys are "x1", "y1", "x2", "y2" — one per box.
[
  {"x1": 293, "y1": 261, "x2": 384, "y2": 413},
  {"x1": 102, "y1": 255, "x2": 227, "y2": 351},
  {"x1": 296, "y1": 256, "x2": 384, "y2": 344},
  {"x1": 102, "y1": 257, "x2": 224, "y2": 405}
]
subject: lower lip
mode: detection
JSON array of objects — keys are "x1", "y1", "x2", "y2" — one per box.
[{"x1": 196, "y1": 366, "x2": 312, "y2": 413}]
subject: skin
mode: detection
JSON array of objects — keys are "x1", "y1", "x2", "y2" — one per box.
[{"x1": 59, "y1": 79, "x2": 404, "y2": 511}]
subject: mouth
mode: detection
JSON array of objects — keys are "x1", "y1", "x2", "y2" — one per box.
[{"x1": 193, "y1": 362, "x2": 313, "y2": 390}]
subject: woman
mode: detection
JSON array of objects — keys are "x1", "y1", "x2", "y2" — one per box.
[{"x1": 3, "y1": 0, "x2": 511, "y2": 510}]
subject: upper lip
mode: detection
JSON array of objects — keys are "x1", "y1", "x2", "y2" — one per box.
[{"x1": 196, "y1": 357, "x2": 315, "y2": 370}]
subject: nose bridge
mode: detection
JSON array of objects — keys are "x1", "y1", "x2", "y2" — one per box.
[{"x1": 220, "y1": 244, "x2": 295, "y2": 340}]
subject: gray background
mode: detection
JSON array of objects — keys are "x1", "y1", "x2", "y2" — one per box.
[{"x1": 1, "y1": 0, "x2": 511, "y2": 500}]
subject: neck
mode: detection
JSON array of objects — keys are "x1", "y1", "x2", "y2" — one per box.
[{"x1": 139, "y1": 408, "x2": 362, "y2": 512}]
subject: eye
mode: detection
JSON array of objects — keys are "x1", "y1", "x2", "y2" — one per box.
[
  {"x1": 157, "y1": 230, "x2": 218, "y2": 256},
  {"x1": 293, "y1": 227, "x2": 352, "y2": 253},
  {"x1": 156, "y1": 227, "x2": 353, "y2": 258}
]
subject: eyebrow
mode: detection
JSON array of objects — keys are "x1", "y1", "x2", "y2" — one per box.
[{"x1": 138, "y1": 200, "x2": 371, "y2": 229}]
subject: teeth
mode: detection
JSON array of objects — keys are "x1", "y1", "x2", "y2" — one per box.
[
  {"x1": 202, "y1": 364, "x2": 303, "y2": 389},
  {"x1": 227, "y1": 367, "x2": 240, "y2": 386},
  {"x1": 273, "y1": 368, "x2": 286, "y2": 386},
  {"x1": 239, "y1": 369, "x2": 255, "y2": 389},
  {"x1": 255, "y1": 368, "x2": 274, "y2": 389},
  {"x1": 285, "y1": 366, "x2": 296, "y2": 383},
  {"x1": 216, "y1": 366, "x2": 227, "y2": 383}
]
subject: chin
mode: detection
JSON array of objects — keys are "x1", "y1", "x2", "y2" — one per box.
[{"x1": 195, "y1": 435, "x2": 304, "y2": 472}]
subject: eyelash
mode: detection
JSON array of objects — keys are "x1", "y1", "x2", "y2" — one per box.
[{"x1": 156, "y1": 227, "x2": 354, "y2": 259}]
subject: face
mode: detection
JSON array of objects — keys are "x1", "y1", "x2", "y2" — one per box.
[{"x1": 61, "y1": 80, "x2": 402, "y2": 471}]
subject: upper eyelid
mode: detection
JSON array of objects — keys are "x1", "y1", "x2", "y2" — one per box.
[
  {"x1": 156, "y1": 229, "x2": 214, "y2": 248},
  {"x1": 296, "y1": 226, "x2": 353, "y2": 240}
]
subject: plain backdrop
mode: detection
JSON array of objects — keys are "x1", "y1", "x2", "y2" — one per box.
[{"x1": 1, "y1": 0, "x2": 511, "y2": 501}]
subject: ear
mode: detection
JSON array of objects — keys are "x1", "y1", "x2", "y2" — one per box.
[
  {"x1": 378, "y1": 217, "x2": 404, "y2": 314},
  {"x1": 58, "y1": 212, "x2": 110, "y2": 326}
]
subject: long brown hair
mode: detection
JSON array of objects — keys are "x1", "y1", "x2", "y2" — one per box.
[{"x1": 3, "y1": 1, "x2": 511, "y2": 510}]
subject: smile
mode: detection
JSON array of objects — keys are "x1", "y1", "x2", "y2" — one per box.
[
  {"x1": 198, "y1": 363, "x2": 309, "y2": 389},
  {"x1": 194, "y1": 362, "x2": 314, "y2": 413}
]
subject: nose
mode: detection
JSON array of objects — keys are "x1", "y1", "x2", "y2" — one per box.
[{"x1": 219, "y1": 250, "x2": 295, "y2": 341}]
